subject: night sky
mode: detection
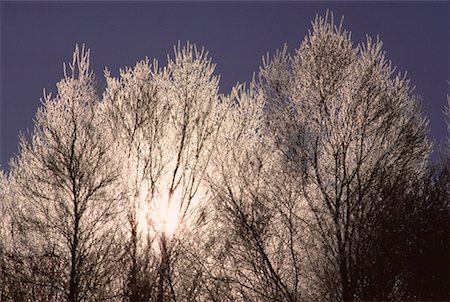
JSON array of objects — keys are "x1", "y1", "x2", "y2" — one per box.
[{"x1": 1, "y1": 1, "x2": 448, "y2": 171}]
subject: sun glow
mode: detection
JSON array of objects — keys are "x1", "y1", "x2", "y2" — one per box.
[
  {"x1": 151, "y1": 190, "x2": 181, "y2": 236},
  {"x1": 138, "y1": 188, "x2": 181, "y2": 237}
]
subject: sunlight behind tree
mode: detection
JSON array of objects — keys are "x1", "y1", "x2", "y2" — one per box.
[
  {"x1": 0, "y1": 12, "x2": 447, "y2": 302},
  {"x1": 137, "y1": 186, "x2": 182, "y2": 238}
]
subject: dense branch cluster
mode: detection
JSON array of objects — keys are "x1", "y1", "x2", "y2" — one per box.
[{"x1": 1, "y1": 14, "x2": 448, "y2": 302}]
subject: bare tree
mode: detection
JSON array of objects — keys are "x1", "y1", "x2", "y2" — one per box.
[
  {"x1": 446, "y1": 92, "x2": 450, "y2": 135},
  {"x1": 0, "y1": 14, "x2": 444, "y2": 302},
  {"x1": 102, "y1": 57, "x2": 167, "y2": 301},
  {"x1": 6, "y1": 45, "x2": 125, "y2": 302},
  {"x1": 209, "y1": 11, "x2": 430, "y2": 301},
  {"x1": 257, "y1": 12, "x2": 431, "y2": 301},
  {"x1": 444, "y1": 92, "x2": 450, "y2": 155},
  {"x1": 0, "y1": 169, "x2": 11, "y2": 301},
  {"x1": 102, "y1": 42, "x2": 222, "y2": 301},
  {"x1": 205, "y1": 82, "x2": 316, "y2": 302}
]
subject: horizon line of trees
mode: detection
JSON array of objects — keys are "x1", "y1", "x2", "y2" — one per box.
[{"x1": 1, "y1": 13, "x2": 448, "y2": 302}]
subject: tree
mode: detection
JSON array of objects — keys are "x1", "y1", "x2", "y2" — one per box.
[
  {"x1": 446, "y1": 92, "x2": 450, "y2": 137},
  {"x1": 256, "y1": 12, "x2": 431, "y2": 301},
  {"x1": 6, "y1": 45, "x2": 124, "y2": 302},
  {"x1": 0, "y1": 13, "x2": 445, "y2": 302},
  {"x1": 102, "y1": 56, "x2": 167, "y2": 301},
  {"x1": 206, "y1": 81, "x2": 322, "y2": 301},
  {"x1": 102, "y1": 42, "x2": 223, "y2": 301},
  {"x1": 444, "y1": 92, "x2": 450, "y2": 157},
  {"x1": 0, "y1": 169, "x2": 12, "y2": 301},
  {"x1": 208, "y1": 84, "x2": 274, "y2": 301}
]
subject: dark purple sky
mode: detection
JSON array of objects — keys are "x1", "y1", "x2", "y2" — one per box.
[{"x1": 1, "y1": 1, "x2": 448, "y2": 170}]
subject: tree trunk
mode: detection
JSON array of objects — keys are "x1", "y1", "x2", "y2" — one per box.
[
  {"x1": 157, "y1": 234, "x2": 168, "y2": 302},
  {"x1": 69, "y1": 208, "x2": 80, "y2": 302},
  {"x1": 128, "y1": 214, "x2": 139, "y2": 302},
  {"x1": 340, "y1": 253, "x2": 352, "y2": 302}
]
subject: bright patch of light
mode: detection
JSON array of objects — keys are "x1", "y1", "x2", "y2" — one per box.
[
  {"x1": 151, "y1": 190, "x2": 181, "y2": 236},
  {"x1": 137, "y1": 186, "x2": 181, "y2": 237}
]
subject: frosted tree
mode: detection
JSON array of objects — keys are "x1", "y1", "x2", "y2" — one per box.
[
  {"x1": 102, "y1": 42, "x2": 222, "y2": 301},
  {"x1": 206, "y1": 84, "x2": 269, "y2": 301},
  {"x1": 0, "y1": 169, "x2": 30, "y2": 301},
  {"x1": 447, "y1": 98, "x2": 450, "y2": 130},
  {"x1": 7, "y1": 45, "x2": 125, "y2": 302},
  {"x1": 102, "y1": 57, "x2": 167, "y2": 301},
  {"x1": 0, "y1": 13, "x2": 443, "y2": 302},
  {"x1": 204, "y1": 82, "x2": 317, "y2": 301},
  {"x1": 0, "y1": 169, "x2": 11, "y2": 300},
  {"x1": 258, "y1": 13, "x2": 431, "y2": 301},
  {"x1": 149, "y1": 43, "x2": 222, "y2": 302},
  {"x1": 0, "y1": 170, "x2": 6, "y2": 248}
]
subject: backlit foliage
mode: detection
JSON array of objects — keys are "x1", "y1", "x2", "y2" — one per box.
[{"x1": 0, "y1": 13, "x2": 447, "y2": 302}]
